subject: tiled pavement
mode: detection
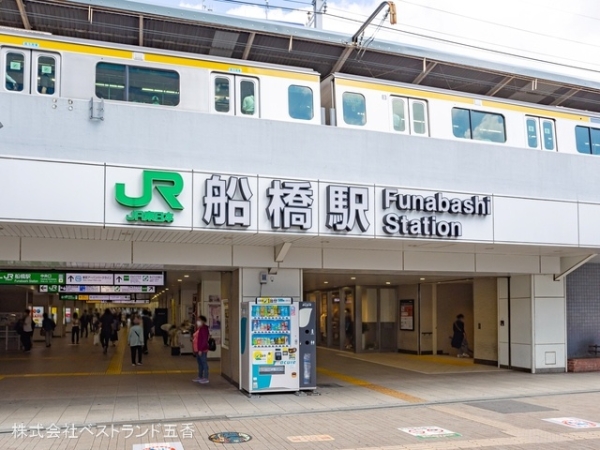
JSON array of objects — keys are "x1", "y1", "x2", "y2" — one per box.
[{"x1": 2, "y1": 330, "x2": 600, "y2": 448}]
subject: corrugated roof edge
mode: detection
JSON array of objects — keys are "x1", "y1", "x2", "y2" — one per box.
[{"x1": 66, "y1": 0, "x2": 600, "y2": 90}]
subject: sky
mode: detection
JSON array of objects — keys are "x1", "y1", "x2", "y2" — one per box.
[{"x1": 132, "y1": 0, "x2": 600, "y2": 71}]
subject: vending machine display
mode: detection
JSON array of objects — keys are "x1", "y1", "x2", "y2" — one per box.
[{"x1": 241, "y1": 298, "x2": 299, "y2": 394}]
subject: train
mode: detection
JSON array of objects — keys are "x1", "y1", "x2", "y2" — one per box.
[{"x1": 2, "y1": 26, "x2": 599, "y2": 156}]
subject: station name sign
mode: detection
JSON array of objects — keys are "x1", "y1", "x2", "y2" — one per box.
[
  {"x1": 381, "y1": 191, "x2": 492, "y2": 238},
  {"x1": 109, "y1": 168, "x2": 493, "y2": 241}
]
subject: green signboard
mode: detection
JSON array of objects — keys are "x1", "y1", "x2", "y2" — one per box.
[
  {"x1": 0, "y1": 272, "x2": 65, "y2": 285},
  {"x1": 59, "y1": 295, "x2": 78, "y2": 301}
]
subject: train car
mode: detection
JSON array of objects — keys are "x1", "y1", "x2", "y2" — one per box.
[
  {"x1": 0, "y1": 27, "x2": 321, "y2": 125},
  {"x1": 323, "y1": 73, "x2": 600, "y2": 156}
]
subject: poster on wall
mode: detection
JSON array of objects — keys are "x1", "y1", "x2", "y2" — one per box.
[
  {"x1": 222, "y1": 299, "x2": 229, "y2": 349},
  {"x1": 208, "y1": 302, "x2": 222, "y2": 346},
  {"x1": 32, "y1": 307, "x2": 44, "y2": 326},
  {"x1": 399, "y1": 299, "x2": 414, "y2": 331}
]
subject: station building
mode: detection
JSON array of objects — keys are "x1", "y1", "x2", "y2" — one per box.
[{"x1": 1, "y1": 0, "x2": 600, "y2": 384}]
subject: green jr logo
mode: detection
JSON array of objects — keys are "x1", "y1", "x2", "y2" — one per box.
[{"x1": 115, "y1": 170, "x2": 184, "y2": 224}]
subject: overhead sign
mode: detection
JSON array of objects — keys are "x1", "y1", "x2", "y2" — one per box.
[
  {"x1": 0, "y1": 272, "x2": 65, "y2": 285},
  {"x1": 66, "y1": 273, "x2": 114, "y2": 285},
  {"x1": 114, "y1": 273, "x2": 165, "y2": 285},
  {"x1": 88, "y1": 295, "x2": 131, "y2": 301},
  {"x1": 101, "y1": 285, "x2": 156, "y2": 293},
  {"x1": 59, "y1": 285, "x2": 101, "y2": 293},
  {"x1": 39, "y1": 285, "x2": 60, "y2": 293},
  {"x1": 56, "y1": 285, "x2": 156, "y2": 293}
]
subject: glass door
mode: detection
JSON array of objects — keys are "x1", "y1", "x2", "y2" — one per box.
[
  {"x1": 361, "y1": 288, "x2": 379, "y2": 351},
  {"x1": 379, "y1": 288, "x2": 397, "y2": 352},
  {"x1": 330, "y1": 291, "x2": 341, "y2": 349}
]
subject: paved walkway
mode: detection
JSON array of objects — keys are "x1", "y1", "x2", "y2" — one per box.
[{"x1": 2, "y1": 330, "x2": 600, "y2": 448}]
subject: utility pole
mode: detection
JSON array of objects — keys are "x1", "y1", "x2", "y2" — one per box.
[{"x1": 313, "y1": 0, "x2": 325, "y2": 29}]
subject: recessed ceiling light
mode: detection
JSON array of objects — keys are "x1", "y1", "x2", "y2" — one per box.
[
  {"x1": 350, "y1": 277, "x2": 356, "y2": 280},
  {"x1": 324, "y1": 281, "x2": 329, "y2": 284},
  {"x1": 420, "y1": 277, "x2": 425, "y2": 281},
  {"x1": 177, "y1": 279, "x2": 182, "y2": 282},
  {"x1": 385, "y1": 281, "x2": 391, "y2": 285},
  {"x1": 165, "y1": 288, "x2": 169, "y2": 291},
  {"x1": 184, "y1": 275, "x2": 189, "y2": 278}
]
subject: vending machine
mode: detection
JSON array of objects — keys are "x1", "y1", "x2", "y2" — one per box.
[
  {"x1": 298, "y1": 302, "x2": 317, "y2": 391},
  {"x1": 241, "y1": 297, "x2": 300, "y2": 394}
]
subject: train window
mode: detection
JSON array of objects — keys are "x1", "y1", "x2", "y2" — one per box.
[
  {"x1": 542, "y1": 120, "x2": 555, "y2": 150},
  {"x1": 5, "y1": 52, "x2": 24, "y2": 92},
  {"x1": 452, "y1": 108, "x2": 471, "y2": 138},
  {"x1": 95, "y1": 63, "x2": 179, "y2": 105},
  {"x1": 288, "y1": 85, "x2": 313, "y2": 120},
  {"x1": 526, "y1": 117, "x2": 539, "y2": 148},
  {"x1": 128, "y1": 66, "x2": 180, "y2": 106},
  {"x1": 410, "y1": 100, "x2": 428, "y2": 135},
  {"x1": 392, "y1": 98, "x2": 407, "y2": 132},
  {"x1": 574, "y1": 126, "x2": 600, "y2": 154},
  {"x1": 452, "y1": 108, "x2": 505, "y2": 143},
  {"x1": 96, "y1": 63, "x2": 126, "y2": 101},
  {"x1": 342, "y1": 92, "x2": 366, "y2": 126},
  {"x1": 240, "y1": 80, "x2": 256, "y2": 116},
  {"x1": 214, "y1": 77, "x2": 230, "y2": 112},
  {"x1": 36, "y1": 56, "x2": 56, "y2": 95}
]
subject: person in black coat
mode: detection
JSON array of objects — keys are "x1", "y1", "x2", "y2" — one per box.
[
  {"x1": 100, "y1": 308, "x2": 114, "y2": 355},
  {"x1": 451, "y1": 314, "x2": 469, "y2": 358}
]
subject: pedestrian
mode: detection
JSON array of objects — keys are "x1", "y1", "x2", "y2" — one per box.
[
  {"x1": 71, "y1": 312, "x2": 80, "y2": 344},
  {"x1": 110, "y1": 311, "x2": 120, "y2": 347},
  {"x1": 451, "y1": 314, "x2": 470, "y2": 358},
  {"x1": 41, "y1": 312, "x2": 56, "y2": 348},
  {"x1": 100, "y1": 308, "x2": 114, "y2": 355},
  {"x1": 192, "y1": 315, "x2": 210, "y2": 384},
  {"x1": 128, "y1": 315, "x2": 144, "y2": 366},
  {"x1": 18, "y1": 309, "x2": 33, "y2": 352},
  {"x1": 80, "y1": 310, "x2": 89, "y2": 338},
  {"x1": 160, "y1": 323, "x2": 173, "y2": 346},
  {"x1": 142, "y1": 310, "x2": 153, "y2": 355}
]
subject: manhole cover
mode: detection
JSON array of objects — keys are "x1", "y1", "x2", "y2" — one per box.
[
  {"x1": 467, "y1": 400, "x2": 556, "y2": 414},
  {"x1": 208, "y1": 432, "x2": 252, "y2": 444}
]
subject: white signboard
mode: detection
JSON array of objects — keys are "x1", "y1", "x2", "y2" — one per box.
[
  {"x1": 257, "y1": 177, "x2": 319, "y2": 235},
  {"x1": 318, "y1": 181, "x2": 376, "y2": 237},
  {"x1": 193, "y1": 172, "x2": 259, "y2": 232},
  {"x1": 88, "y1": 295, "x2": 131, "y2": 301},
  {"x1": 66, "y1": 273, "x2": 114, "y2": 285},
  {"x1": 100, "y1": 285, "x2": 156, "y2": 293},
  {"x1": 105, "y1": 166, "x2": 193, "y2": 229},
  {"x1": 375, "y1": 187, "x2": 493, "y2": 241},
  {"x1": 114, "y1": 273, "x2": 165, "y2": 285},
  {"x1": 59, "y1": 285, "x2": 101, "y2": 293}
]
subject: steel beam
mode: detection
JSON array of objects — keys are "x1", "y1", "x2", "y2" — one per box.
[
  {"x1": 486, "y1": 76, "x2": 513, "y2": 96},
  {"x1": 550, "y1": 88, "x2": 578, "y2": 106},
  {"x1": 413, "y1": 61, "x2": 437, "y2": 85},
  {"x1": 242, "y1": 33, "x2": 255, "y2": 60},
  {"x1": 15, "y1": 0, "x2": 32, "y2": 30}
]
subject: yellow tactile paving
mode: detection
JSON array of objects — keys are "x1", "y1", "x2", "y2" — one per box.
[
  {"x1": 317, "y1": 367, "x2": 425, "y2": 403},
  {"x1": 105, "y1": 334, "x2": 127, "y2": 375}
]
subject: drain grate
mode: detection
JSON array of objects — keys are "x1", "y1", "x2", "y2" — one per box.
[
  {"x1": 317, "y1": 383, "x2": 343, "y2": 388},
  {"x1": 467, "y1": 400, "x2": 556, "y2": 414}
]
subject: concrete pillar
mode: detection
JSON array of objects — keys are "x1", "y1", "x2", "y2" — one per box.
[{"x1": 499, "y1": 275, "x2": 566, "y2": 373}]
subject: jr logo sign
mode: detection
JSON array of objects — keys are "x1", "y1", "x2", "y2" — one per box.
[{"x1": 115, "y1": 170, "x2": 184, "y2": 224}]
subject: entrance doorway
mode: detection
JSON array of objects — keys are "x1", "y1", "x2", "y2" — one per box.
[
  {"x1": 359, "y1": 287, "x2": 397, "y2": 352},
  {"x1": 316, "y1": 288, "x2": 355, "y2": 351}
]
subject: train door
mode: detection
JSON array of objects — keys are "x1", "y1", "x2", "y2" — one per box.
[
  {"x1": 525, "y1": 116, "x2": 556, "y2": 151},
  {"x1": 210, "y1": 73, "x2": 259, "y2": 117},
  {"x1": 2, "y1": 48, "x2": 61, "y2": 97}
]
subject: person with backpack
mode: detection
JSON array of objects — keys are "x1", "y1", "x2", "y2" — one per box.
[
  {"x1": 41, "y1": 312, "x2": 56, "y2": 348},
  {"x1": 192, "y1": 315, "x2": 210, "y2": 384}
]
